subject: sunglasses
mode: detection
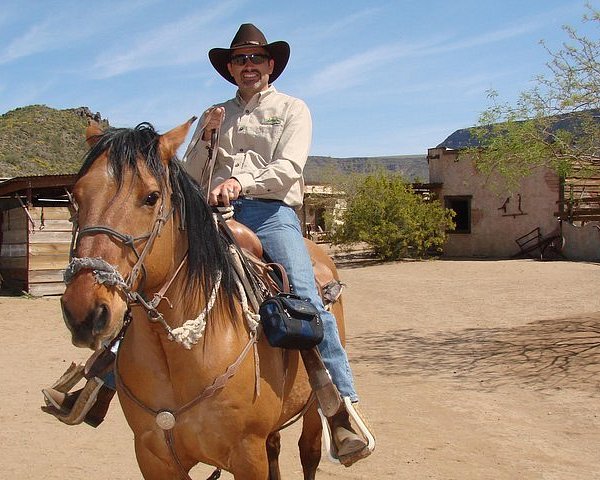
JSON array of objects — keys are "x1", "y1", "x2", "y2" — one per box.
[{"x1": 230, "y1": 53, "x2": 270, "y2": 66}]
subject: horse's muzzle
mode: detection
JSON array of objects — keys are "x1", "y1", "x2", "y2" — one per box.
[
  {"x1": 62, "y1": 301, "x2": 108, "y2": 346},
  {"x1": 61, "y1": 278, "x2": 127, "y2": 349}
]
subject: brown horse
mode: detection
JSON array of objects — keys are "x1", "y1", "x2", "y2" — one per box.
[{"x1": 60, "y1": 119, "x2": 348, "y2": 479}]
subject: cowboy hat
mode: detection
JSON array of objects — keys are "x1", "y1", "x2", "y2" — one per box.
[{"x1": 209, "y1": 23, "x2": 290, "y2": 85}]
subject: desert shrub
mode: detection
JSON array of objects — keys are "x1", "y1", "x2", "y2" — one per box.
[{"x1": 330, "y1": 173, "x2": 455, "y2": 260}]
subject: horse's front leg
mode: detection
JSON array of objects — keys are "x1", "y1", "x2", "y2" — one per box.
[
  {"x1": 230, "y1": 434, "x2": 270, "y2": 480},
  {"x1": 266, "y1": 432, "x2": 282, "y2": 480},
  {"x1": 134, "y1": 432, "x2": 192, "y2": 480}
]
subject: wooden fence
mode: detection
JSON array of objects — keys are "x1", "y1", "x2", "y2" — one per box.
[{"x1": 557, "y1": 176, "x2": 600, "y2": 223}]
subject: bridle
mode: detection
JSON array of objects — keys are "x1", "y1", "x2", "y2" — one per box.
[{"x1": 64, "y1": 200, "x2": 185, "y2": 332}]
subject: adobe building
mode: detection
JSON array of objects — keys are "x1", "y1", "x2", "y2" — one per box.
[
  {"x1": 428, "y1": 146, "x2": 560, "y2": 257},
  {"x1": 431, "y1": 127, "x2": 600, "y2": 260}
]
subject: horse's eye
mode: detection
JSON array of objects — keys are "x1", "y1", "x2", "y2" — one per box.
[{"x1": 144, "y1": 191, "x2": 160, "y2": 206}]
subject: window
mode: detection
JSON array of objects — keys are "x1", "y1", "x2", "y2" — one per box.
[{"x1": 445, "y1": 196, "x2": 472, "y2": 234}]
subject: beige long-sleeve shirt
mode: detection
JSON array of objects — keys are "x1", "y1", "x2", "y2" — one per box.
[{"x1": 182, "y1": 86, "x2": 312, "y2": 207}]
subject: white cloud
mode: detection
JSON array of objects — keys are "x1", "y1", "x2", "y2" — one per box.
[
  {"x1": 398, "y1": 71, "x2": 510, "y2": 98},
  {"x1": 0, "y1": 1, "x2": 160, "y2": 65},
  {"x1": 297, "y1": 6, "x2": 383, "y2": 42},
  {"x1": 301, "y1": 37, "x2": 442, "y2": 96},
  {"x1": 0, "y1": 19, "x2": 64, "y2": 64},
  {"x1": 416, "y1": 19, "x2": 545, "y2": 58},
  {"x1": 302, "y1": 11, "x2": 551, "y2": 98},
  {"x1": 90, "y1": 0, "x2": 245, "y2": 79}
]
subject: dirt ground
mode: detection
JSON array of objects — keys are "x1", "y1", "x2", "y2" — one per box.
[{"x1": 2, "y1": 256, "x2": 600, "y2": 479}]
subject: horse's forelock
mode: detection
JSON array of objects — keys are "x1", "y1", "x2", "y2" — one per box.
[{"x1": 79, "y1": 123, "x2": 167, "y2": 190}]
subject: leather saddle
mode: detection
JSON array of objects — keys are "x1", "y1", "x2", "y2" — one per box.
[{"x1": 224, "y1": 218, "x2": 343, "y2": 306}]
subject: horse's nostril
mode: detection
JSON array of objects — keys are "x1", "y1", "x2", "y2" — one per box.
[
  {"x1": 61, "y1": 301, "x2": 75, "y2": 330},
  {"x1": 91, "y1": 304, "x2": 110, "y2": 335}
]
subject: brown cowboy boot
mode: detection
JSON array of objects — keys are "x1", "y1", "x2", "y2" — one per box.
[
  {"x1": 329, "y1": 406, "x2": 371, "y2": 467},
  {"x1": 42, "y1": 383, "x2": 115, "y2": 428}
]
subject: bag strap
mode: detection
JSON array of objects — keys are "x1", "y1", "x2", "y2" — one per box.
[{"x1": 266, "y1": 262, "x2": 291, "y2": 294}]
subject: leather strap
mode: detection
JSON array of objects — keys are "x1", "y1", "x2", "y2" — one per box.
[
  {"x1": 164, "y1": 429, "x2": 193, "y2": 480},
  {"x1": 115, "y1": 330, "x2": 257, "y2": 417},
  {"x1": 164, "y1": 429, "x2": 221, "y2": 479},
  {"x1": 115, "y1": 330, "x2": 257, "y2": 478},
  {"x1": 265, "y1": 262, "x2": 291, "y2": 294},
  {"x1": 216, "y1": 214, "x2": 266, "y2": 309},
  {"x1": 145, "y1": 252, "x2": 188, "y2": 312},
  {"x1": 198, "y1": 116, "x2": 221, "y2": 198},
  {"x1": 179, "y1": 111, "x2": 221, "y2": 199},
  {"x1": 205, "y1": 129, "x2": 219, "y2": 198}
]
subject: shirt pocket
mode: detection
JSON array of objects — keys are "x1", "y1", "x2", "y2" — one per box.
[{"x1": 249, "y1": 124, "x2": 284, "y2": 156}]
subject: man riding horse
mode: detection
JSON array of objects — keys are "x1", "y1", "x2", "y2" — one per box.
[
  {"x1": 183, "y1": 23, "x2": 371, "y2": 467},
  {"x1": 42, "y1": 23, "x2": 372, "y2": 471}
]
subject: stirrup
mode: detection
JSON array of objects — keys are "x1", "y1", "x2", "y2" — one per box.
[
  {"x1": 41, "y1": 361, "x2": 105, "y2": 426},
  {"x1": 318, "y1": 397, "x2": 376, "y2": 465},
  {"x1": 46, "y1": 361, "x2": 85, "y2": 392},
  {"x1": 42, "y1": 376, "x2": 105, "y2": 425}
]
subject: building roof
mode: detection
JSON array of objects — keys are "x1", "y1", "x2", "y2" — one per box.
[
  {"x1": 0, "y1": 174, "x2": 76, "y2": 197},
  {"x1": 437, "y1": 109, "x2": 600, "y2": 151}
]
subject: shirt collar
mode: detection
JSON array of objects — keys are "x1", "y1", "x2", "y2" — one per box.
[{"x1": 234, "y1": 85, "x2": 277, "y2": 107}]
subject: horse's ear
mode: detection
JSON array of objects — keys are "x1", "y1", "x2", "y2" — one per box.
[
  {"x1": 86, "y1": 121, "x2": 104, "y2": 147},
  {"x1": 159, "y1": 117, "x2": 197, "y2": 164}
]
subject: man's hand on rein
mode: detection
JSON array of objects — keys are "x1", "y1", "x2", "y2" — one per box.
[
  {"x1": 201, "y1": 107, "x2": 225, "y2": 141},
  {"x1": 209, "y1": 178, "x2": 242, "y2": 206}
]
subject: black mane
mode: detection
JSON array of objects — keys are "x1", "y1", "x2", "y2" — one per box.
[{"x1": 79, "y1": 122, "x2": 235, "y2": 301}]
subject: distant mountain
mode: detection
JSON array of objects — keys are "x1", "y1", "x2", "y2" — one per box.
[
  {"x1": 0, "y1": 105, "x2": 428, "y2": 182},
  {"x1": 0, "y1": 105, "x2": 106, "y2": 178},
  {"x1": 305, "y1": 155, "x2": 429, "y2": 184}
]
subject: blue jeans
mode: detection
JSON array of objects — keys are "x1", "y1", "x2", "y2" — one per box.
[{"x1": 233, "y1": 198, "x2": 358, "y2": 402}]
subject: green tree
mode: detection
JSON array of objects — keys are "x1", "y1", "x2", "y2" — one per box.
[
  {"x1": 465, "y1": 4, "x2": 600, "y2": 185},
  {"x1": 330, "y1": 172, "x2": 455, "y2": 260}
]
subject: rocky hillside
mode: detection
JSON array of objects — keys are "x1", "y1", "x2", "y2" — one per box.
[
  {"x1": 0, "y1": 105, "x2": 106, "y2": 177},
  {"x1": 305, "y1": 154, "x2": 428, "y2": 184},
  {"x1": 0, "y1": 105, "x2": 428, "y2": 182}
]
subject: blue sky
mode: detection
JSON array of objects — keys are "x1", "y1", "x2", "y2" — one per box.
[{"x1": 0, "y1": 0, "x2": 597, "y2": 157}]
